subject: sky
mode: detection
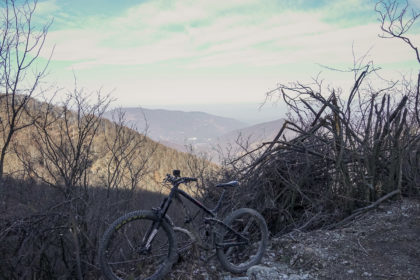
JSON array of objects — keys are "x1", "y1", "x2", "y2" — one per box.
[{"x1": 28, "y1": 0, "x2": 420, "y2": 122}]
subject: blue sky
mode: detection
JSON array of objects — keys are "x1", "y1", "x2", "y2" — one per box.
[{"x1": 32, "y1": 0, "x2": 420, "y2": 119}]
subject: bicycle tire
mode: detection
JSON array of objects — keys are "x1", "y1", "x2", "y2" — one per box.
[
  {"x1": 216, "y1": 208, "x2": 268, "y2": 274},
  {"x1": 99, "y1": 210, "x2": 177, "y2": 280}
]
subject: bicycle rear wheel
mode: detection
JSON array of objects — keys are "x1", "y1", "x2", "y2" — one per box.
[
  {"x1": 99, "y1": 210, "x2": 177, "y2": 280},
  {"x1": 216, "y1": 208, "x2": 268, "y2": 274}
]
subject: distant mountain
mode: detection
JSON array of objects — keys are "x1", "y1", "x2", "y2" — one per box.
[
  {"x1": 217, "y1": 118, "x2": 286, "y2": 147},
  {"x1": 197, "y1": 118, "x2": 286, "y2": 161},
  {"x1": 145, "y1": 103, "x2": 287, "y2": 125},
  {"x1": 104, "y1": 108, "x2": 288, "y2": 163},
  {"x1": 104, "y1": 107, "x2": 248, "y2": 147}
]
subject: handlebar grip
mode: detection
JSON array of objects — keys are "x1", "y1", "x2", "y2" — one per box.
[{"x1": 184, "y1": 177, "x2": 197, "y2": 182}]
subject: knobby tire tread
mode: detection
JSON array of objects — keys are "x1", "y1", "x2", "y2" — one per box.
[
  {"x1": 99, "y1": 210, "x2": 177, "y2": 280},
  {"x1": 216, "y1": 208, "x2": 268, "y2": 274}
]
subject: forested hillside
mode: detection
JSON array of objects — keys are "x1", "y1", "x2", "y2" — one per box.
[{"x1": 0, "y1": 96, "x2": 215, "y2": 193}]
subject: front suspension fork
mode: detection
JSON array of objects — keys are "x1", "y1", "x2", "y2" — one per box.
[{"x1": 140, "y1": 207, "x2": 165, "y2": 252}]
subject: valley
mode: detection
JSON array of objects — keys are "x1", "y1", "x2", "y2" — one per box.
[{"x1": 104, "y1": 107, "x2": 286, "y2": 161}]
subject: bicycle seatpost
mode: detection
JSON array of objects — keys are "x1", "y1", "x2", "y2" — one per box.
[{"x1": 212, "y1": 189, "x2": 226, "y2": 213}]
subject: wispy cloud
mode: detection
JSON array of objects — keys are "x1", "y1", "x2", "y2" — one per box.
[
  {"x1": 36, "y1": 0, "x2": 60, "y2": 15},
  {"x1": 35, "y1": 0, "x2": 420, "y2": 105},
  {"x1": 43, "y1": 1, "x2": 417, "y2": 69}
]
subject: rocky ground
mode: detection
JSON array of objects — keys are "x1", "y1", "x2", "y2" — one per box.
[{"x1": 169, "y1": 198, "x2": 420, "y2": 280}]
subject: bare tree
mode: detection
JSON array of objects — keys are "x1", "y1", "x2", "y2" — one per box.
[
  {"x1": 376, "y1": 0, "x2": 420, "y2": 123},
  {"x1": 102, "y1": 109, "x2": 156, "y2": 195},
  {"x1": 376, "y1": 0, "x2": 420, "y2": 62},
  {"x1": 13, "y1": 88, "x2": 112, "y2": 279},
  {"x1": 0, "y1": 0, "x2": 52, "y2": 180},
  {"x1": 19, "y1": 87, "x2": 111, "y2": 194}
]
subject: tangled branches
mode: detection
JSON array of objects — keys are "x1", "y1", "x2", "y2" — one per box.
[
  {"x1": 216, "y1": 0, "x2": 420, "y2": 234},
  {"x1": 235, "y1": 73, "x2": 416, "y2": 233}
]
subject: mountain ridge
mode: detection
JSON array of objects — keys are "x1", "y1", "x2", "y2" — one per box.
[
  {"x1": 104, "y1": 107, "x2": 286, "y2": 161},
  {"x1": 104, "y1": 107, "x2": 249, "y2": 144}
]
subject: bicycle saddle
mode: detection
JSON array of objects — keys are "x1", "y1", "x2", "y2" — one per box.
[{"x1": 215, "y1": 181, "x2": 239, "y2": 188}]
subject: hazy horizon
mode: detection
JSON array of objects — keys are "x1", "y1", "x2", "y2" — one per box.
[{"x1": 112, "y1": 102, "x2": 286, "y2": 125}]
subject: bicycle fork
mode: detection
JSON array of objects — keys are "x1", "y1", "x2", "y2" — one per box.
[{"x1": 140, "y1": 196, "x2": 173, "y2": 252}]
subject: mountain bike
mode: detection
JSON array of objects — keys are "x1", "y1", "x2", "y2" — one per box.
[{"x1": 99, "y1": 170, "x2": 268, "y2": 280}]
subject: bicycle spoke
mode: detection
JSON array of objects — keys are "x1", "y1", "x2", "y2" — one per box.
[
  {"x1": 216, "y1": 209, "x2": 268, "y2": 273},
  {"x1": 100, "y1": 211, "x2": 175, "y2": 280}
]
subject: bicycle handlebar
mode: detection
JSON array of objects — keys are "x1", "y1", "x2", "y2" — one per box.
[
  {"x1": 182, "y1": 177, "x2": 198, "y2": 183},
  {"x1": 164, "y1": 174, "x2": 197, "y2": 185}
]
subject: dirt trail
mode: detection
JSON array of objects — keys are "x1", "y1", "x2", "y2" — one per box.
[
  {"x1": 265, "y1": 199, "x2": 420, "y2": 280},
  {"x1": 170, "y1": 199, "x2": 420, "y2": 280}
]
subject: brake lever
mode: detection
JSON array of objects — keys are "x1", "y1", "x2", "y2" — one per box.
[{"x1": 163, "y1": 174, "x2": 172, "y2": 184}]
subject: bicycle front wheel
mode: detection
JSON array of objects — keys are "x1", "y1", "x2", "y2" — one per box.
[
  {"x1": 216, "y1": 208, "x2": 268, "y2": 274},
  {"x1": 99, "y1": 210, "x2": 177, "y2": 280}
]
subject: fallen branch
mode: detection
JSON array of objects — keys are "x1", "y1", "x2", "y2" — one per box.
[{"x1": 326, "y1": 189, "x2": 401, "y2": 230}]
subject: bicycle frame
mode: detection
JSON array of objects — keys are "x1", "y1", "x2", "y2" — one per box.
[{"x1": 141, "y1": 179, "x2": 249, "y2": 251}]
